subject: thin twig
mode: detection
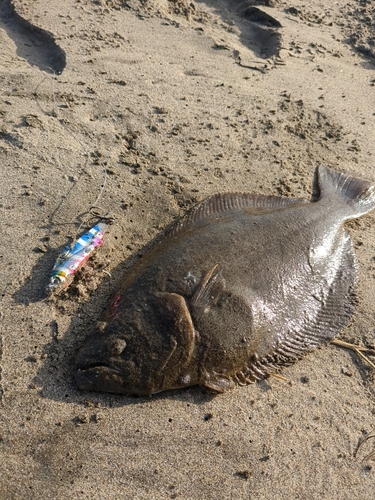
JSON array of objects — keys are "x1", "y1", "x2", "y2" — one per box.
[
  {"x1": 268, "y1": 372, "x2": 290, "y2": 383},
  {"x1": 331, "y1": 339, "x2": 375, "y2": 370},
  {"x1": 355, "y1": 431, "x2": 375, "y2": 461}
]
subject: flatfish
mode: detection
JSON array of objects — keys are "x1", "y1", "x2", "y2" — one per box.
[{"x1": 75, "y1": 166, "x2": 375, "y2": 395}]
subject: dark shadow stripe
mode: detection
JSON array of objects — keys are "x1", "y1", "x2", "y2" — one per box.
[{"x1": 0, "y1": 0, "x2": 66, "y2": 73}]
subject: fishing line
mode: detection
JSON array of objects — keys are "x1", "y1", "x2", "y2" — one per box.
[{"x1": 33, "y1": 71, "x2": 111, "y2": 237}]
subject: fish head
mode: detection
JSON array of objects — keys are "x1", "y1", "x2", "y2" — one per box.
[
  {"x1": 74, "y1": 322, "x2": 150, "y2": 395},
  {"x1": 74, "y1": 292, "x2": 196, "y2": 395}
]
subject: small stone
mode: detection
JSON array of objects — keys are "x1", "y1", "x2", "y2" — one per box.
[
  {"x1": 74, "y1": 414, "x2": 89, "y2": 425},
  {"x1": 25, "y1": 355, "x2": 37, "y2": 363},
  {"x1": 341, "y1": 368, "x2": 353, "y2": 377},
  {"x1": 235, "y1": 470, "x2": 252, "y2": 480}
]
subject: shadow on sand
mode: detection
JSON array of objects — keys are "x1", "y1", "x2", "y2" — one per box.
[{"x1": 0, "y1": 0, "x2": 66, "y2": 73}]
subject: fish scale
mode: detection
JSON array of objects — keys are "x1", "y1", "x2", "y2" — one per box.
[{"x1": 74, "y1": 166, "x2": 375, "y2": 395}]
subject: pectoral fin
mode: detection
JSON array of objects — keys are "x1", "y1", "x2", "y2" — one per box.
[{"x1": 191, "y1": 264, "x2": 225, "y2": 309}]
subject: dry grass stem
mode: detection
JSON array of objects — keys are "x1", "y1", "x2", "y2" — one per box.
[{"x1": 331, "y1": 339, "x2": 375, "y2": 370}]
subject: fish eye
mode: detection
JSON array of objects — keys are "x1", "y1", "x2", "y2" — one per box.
[{"x1": 110, "y1": 339, "x2": 127, "y2": 356}]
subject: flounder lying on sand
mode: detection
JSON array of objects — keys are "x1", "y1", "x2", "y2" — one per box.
[{"x1": 75, "y1": 166, "x2": 375, "y2": 395}]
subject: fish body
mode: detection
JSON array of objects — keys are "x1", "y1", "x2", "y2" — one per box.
[
  {"x1": 75, "y1": 166, "x2": 375, "y2": 395},
  {"x1": 48, "y1": 221, "x2": 109, "y2": 292}
]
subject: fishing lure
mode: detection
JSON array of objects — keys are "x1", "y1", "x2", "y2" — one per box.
[{"x1": 48, "y1": 220, "x2": 110, "y2": 292}]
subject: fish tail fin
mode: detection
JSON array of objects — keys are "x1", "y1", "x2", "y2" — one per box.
[{"x1": 318, "y1": 165, "x2": 375, "y2": 218}]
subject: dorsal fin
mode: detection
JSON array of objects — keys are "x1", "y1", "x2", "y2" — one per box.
[{"x1": 170, "y1": 193, "x2": 307, "y2": 236}]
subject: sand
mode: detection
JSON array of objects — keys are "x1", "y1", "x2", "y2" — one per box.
[{"x1": 1, "y1": 0, "x2": 375, "y2": 498}]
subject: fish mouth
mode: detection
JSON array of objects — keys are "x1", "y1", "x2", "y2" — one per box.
[
  {"x1": 74, "y1": 363, "x2": 125, "y2": 393},
  {"x1": 76, "y1": 360, "x2": 122, "y2": 373}
]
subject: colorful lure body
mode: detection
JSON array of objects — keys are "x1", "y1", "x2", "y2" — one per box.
[{"x1": 48, "y1": 221, "x2": 109, "y2": 292}]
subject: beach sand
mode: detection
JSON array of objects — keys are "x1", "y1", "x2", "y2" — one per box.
[{"x1": 1, "y1": 0, "x2": 375, "y2": 498}]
